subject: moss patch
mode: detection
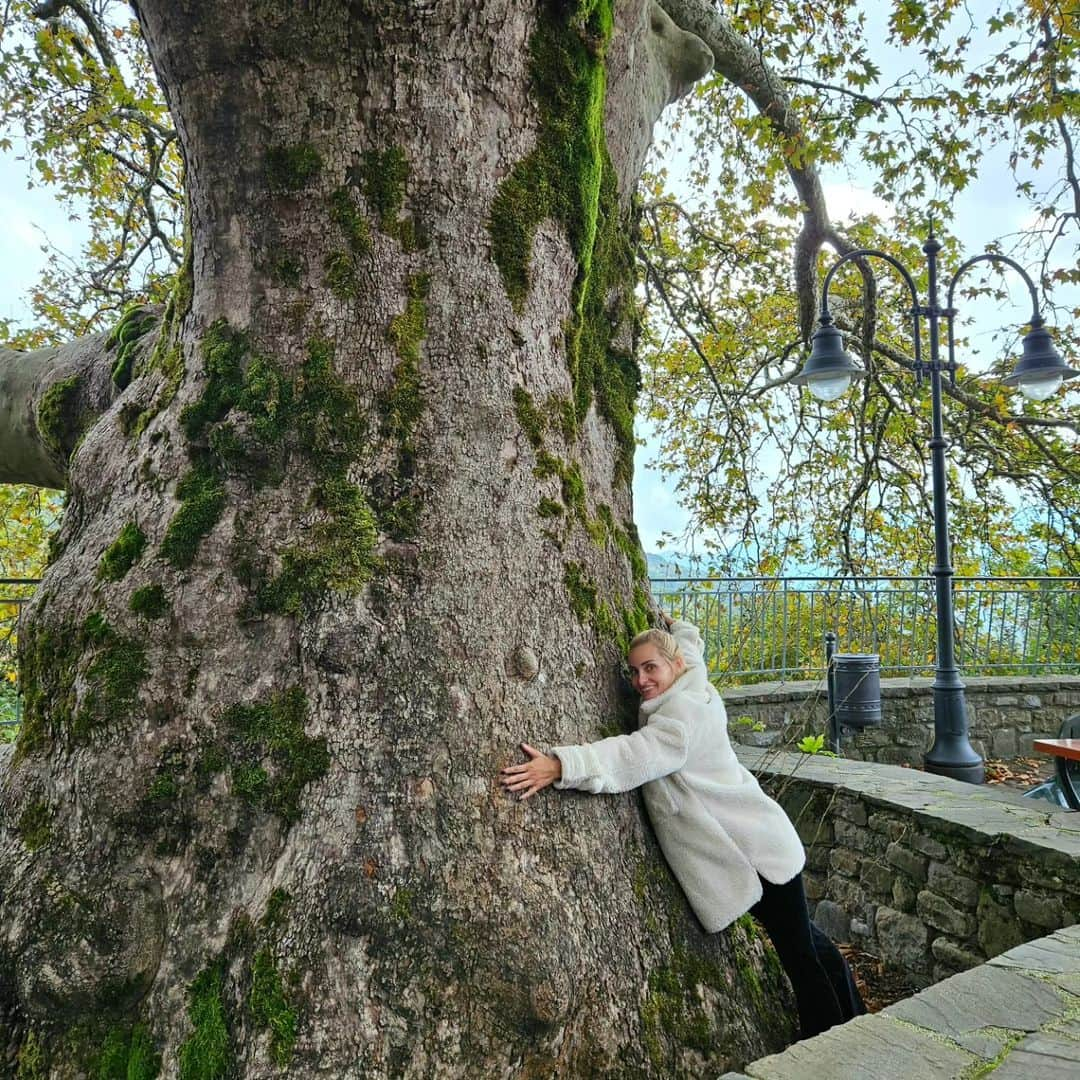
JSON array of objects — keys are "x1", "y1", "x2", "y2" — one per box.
[
  {"x1": 329, "y1": 187, "x2": 372, "y2": 254},
  {"x1": 323, "y1": 250, "x2": 359, "y2": 300},
  {"x1": 16, "y1": 1030, "x2": 46, "y2": 1079},
  {"x1": 73, "y1": 612, "x2": 149, "y2": 741},
  {"x1": 177, "y1": 963, "x2": 232, "y2": 1080},
  {"x1": 37, "y1": 373, "x2": 83, "y2": 458},
  {"x1": 355, "y1": 145, "x2": 414, "y2": 244},
  {"x1": 129, "y1": 584, "x2": 170, "y2": 619},
  {"x1": 267, "y1": 248, "x2": 303, "y2": 287},
  {"x1": 249, "y1": 950, "x2": 297, "y2": 1066},
  {"x1": 160, "y1": 459, "x2": 226, "y2": 569},
  {"x1": 98, "y1": 522, "x2": 147, "y2": 582},
  {"x1": 488, "y1": 1, "x2": 638, "y2": 484},
  {"x1": 17, "y1": 800, "x2": 52, "y2": 850},
  {"x1": 123, "y1": 245, "x2": 193, "y2": 438},
  {"x1": 219, "y1": 686, "x2": 330, "y2": 823},
  {"x1": 96, "y1": 1023, "x2": 160, "y2": 1080},
  {"x1": 17, "y1": 613, "x2": 147, "y2": 754},
  {"x1": 265, "y1": 143, "x2": 323, "y2": 193},
  {"x1": 107, "y1": 307, "x2": 159, "y2": 390},
  {"x1": 254, "y1": 338, "x2": 378, "y2": 613}
]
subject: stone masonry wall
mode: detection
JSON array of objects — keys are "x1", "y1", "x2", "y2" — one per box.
[
  {"x1": 739, "y1": 748, "x2": 1080, "y2": 990},
  {"x1": 725, "y1": 674, "x2": 1080, "y2": 764}
]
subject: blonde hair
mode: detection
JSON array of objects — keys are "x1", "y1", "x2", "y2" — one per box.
[{"x1": 628, "y1": 628, "x2": 683, "y2": 664}]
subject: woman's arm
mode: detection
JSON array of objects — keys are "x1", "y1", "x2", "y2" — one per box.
[{"x1": 500, "y1": 709, "x2": 691, "y2": 800}]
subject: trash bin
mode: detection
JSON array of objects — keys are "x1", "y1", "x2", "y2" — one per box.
[{"x1": 831, "y1": 653, "x2": 882, "y2": 729}]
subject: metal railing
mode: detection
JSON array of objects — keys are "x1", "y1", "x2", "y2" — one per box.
[
  {"x1": 0, "y1": 578, "x2": 37, "y2": 728},
  {"x1": 651, "y1": 576, "x2": 1080, "y2": 684},
  {"x1": 3, "y1": 577, "x2": 1079, "y2": 714}
]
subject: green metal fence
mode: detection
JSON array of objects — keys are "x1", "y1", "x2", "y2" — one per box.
[{"x1": 652, "y1": 576, "x2": 1080, "y2": 684}]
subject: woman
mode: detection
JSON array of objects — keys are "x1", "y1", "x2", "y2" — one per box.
[{"x1": 499, "y1": 615, "x2": 864, "y2": 1040}]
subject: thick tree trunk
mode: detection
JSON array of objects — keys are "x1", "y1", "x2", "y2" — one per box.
[{"x1": 0, "y1": 2, "x2": 793, "y2": 1075}]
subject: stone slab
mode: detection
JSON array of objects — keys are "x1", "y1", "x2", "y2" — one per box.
[
  {"x1": 742, "y1": 1014, "x2": 974, "y2": 1080},
  {"x1": 989, "y1": 924, "x2": 1080, "y2": 976},
  {"x1": 883, "y1": 965, "x2": 1066, "y2": 1058},
  {"x1": 990, "y1": 1026, "x2": 1080, "y2": 1079}
]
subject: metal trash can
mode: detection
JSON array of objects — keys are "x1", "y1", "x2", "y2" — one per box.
[{"x1": 831, "y1": 653, "x2": 882, "y2": 729}]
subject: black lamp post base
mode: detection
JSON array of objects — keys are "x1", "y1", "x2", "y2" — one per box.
[{"x1": 924, "y1": 757, "x2": 986, "y2": 785}]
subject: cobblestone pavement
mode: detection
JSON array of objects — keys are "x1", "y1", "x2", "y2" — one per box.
[{"x1": 720, "y1": 924, "x2": 1080, "y2": 1079}]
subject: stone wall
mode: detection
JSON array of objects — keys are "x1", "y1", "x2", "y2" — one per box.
[
  {"x1": 739, "y1": 748, "x2": 1080, "y2": 989},
  {"x1": 724, "y1": 674, "x2": 1080, "y2": 764}
]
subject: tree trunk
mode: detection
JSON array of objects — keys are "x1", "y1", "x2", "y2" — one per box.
[{"x1": 0, "y1": 2, "x2": 793, "y2": 1075}]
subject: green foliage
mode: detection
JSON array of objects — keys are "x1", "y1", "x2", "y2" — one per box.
[
  {"x1": 178, "y1": 964, "x2": 231, "y2": 1080},
  {"x1": 0, "y1": 3, "x2": 182, "y2": 342},
  {"x1": 98, "y1": 522, "x2": 147, "y2": 582},
  {"x1": 797, "y1": 734, "x2": 837, "y2": 756},
  {"x1": 641, "y1": 0, "x2": 1079, "y2": 574}
]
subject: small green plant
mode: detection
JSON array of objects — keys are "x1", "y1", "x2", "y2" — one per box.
[
  {"x1": 797, "y1": 733, "x2": 837, "y2": 757},
  {"x1": 732, "y1": 714, "x2": 766, "y2": 733}
]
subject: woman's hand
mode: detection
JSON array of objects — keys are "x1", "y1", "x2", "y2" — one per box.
[
  {"x1": 499, "y1": 743, "x2": 562, "y2": 800},
  {"x1": 659, "y1": 610, "x2": 674, "y2": 630}
]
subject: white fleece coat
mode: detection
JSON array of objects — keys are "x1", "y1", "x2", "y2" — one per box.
[{"x1": 552, "y1": 620, "x2": 805, "y2": 932}]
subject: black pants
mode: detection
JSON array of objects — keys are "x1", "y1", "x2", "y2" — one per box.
[{"x1": 749, "y1": 873, "x2": 865, "y2": 1039}]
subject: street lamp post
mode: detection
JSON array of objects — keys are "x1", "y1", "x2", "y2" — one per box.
[{"x1": 791, "y1": 231, "x2": 1078, "y2": 784}]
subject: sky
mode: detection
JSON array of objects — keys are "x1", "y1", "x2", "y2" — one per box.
[{"x1": 0, "y1": 3, "x2": 1074, "y2": 558}]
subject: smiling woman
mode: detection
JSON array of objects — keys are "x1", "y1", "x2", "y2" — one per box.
[{"x1": 500, "y1": 613, "x2": 866, "y2": 1041}]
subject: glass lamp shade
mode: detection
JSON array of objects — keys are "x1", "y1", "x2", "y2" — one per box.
[
  {"x1": 791, "y1": 318, "x2": 866, "y2": 401},
  {"x1": 1002, "y1": 322, "x2": 1079, "y2": 399},
  {"x1": 806, "y1": 373, "x2": 853, "y2": 401},
  {"x1": 1017, "y1": 372, "x2": 1064, "y2": 401}
]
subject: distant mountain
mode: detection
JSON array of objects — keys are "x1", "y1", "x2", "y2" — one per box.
[{"x1": 646, "y1": 552, "x2": 712, "y2": 581}]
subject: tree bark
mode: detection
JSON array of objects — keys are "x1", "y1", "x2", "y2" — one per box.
[{"x1": 0, "y1": 2, "x2": 794, "y2": 1075}]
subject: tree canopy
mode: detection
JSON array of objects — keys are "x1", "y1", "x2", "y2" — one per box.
[{"x1": 1, "y1": 0, "x2": 1077, "y2": 576}]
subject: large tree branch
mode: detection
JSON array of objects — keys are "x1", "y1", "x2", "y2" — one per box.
[
  {"x1": 660, "y1": 0, "x2": 869, "y2": 338},
  {"x1": 0, "y1": 309, "x2": 160, "y2": 488}
]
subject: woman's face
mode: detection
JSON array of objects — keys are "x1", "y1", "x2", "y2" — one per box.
[{"x1": 628, "y1": 643, "x2": 684, "y2": 701}]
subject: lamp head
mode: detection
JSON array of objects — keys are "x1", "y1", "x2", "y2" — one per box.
[
  {"x1": 1001, "y1": 322, "x2": 1079, "y2": 401},
  {"x1": 791, "y1": 318, "x2": 867, "y2": 401}
]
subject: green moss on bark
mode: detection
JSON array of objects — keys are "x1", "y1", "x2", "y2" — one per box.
[
  {"x1": 265, "y1": 143, "x2": 323, "y2": 192},
  {"x1": 488, "y1": 1, "x2": 637, "y2": 483},
  {"x1": 249, "y1": 950, "x2": 297, "y2": 1066},
  {"x1": 129, "y1": 584, "x2": 170, "y2": 619},
  {"x1": 72, "y1": 613, "x2": 149, "y2": 741},
  {"x1": 107, "y1": 307, "x2": 159, "y2": 390},
  {"x1": 254, "y1": 338, "x2": 378, "y2": 613},
  {"x1": 329, "y1": 187, "x2": 372, "y2": 254},
  {"x1": 17, "y1": 800, "x2": 52, "y2": 850},
  {"x1": 323, "y1": 250, "x2": 360, "y2": 299},
  {"x1": 356, "y1": 145, "x2": 411, "y2": 242},
  {"x1": 37, "y1": 374, "x2": 83, "y2": 457},
  {"x1": 96, "y1": 1024, "x2": 160, "y2": 1080},
  {"x1": 16, "y1": 1030, "x2": 46, "y2": 1079},
  {"x1": 219, "y1": 686, "x2": 330, "y2": 824},
  {"x1": 98, "y1": 522, "x2": 147, "y2": 582},
  {"x1": 178, "y1": 963, "x2": 232, "y2": 1080},
  {"x1": 161, "y1": 459, "x2": 226, "y2": 569}
]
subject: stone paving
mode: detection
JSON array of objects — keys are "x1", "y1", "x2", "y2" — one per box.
[{"x1": 718, "y1": 924, "x2": 1080, "y2": 1079}]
